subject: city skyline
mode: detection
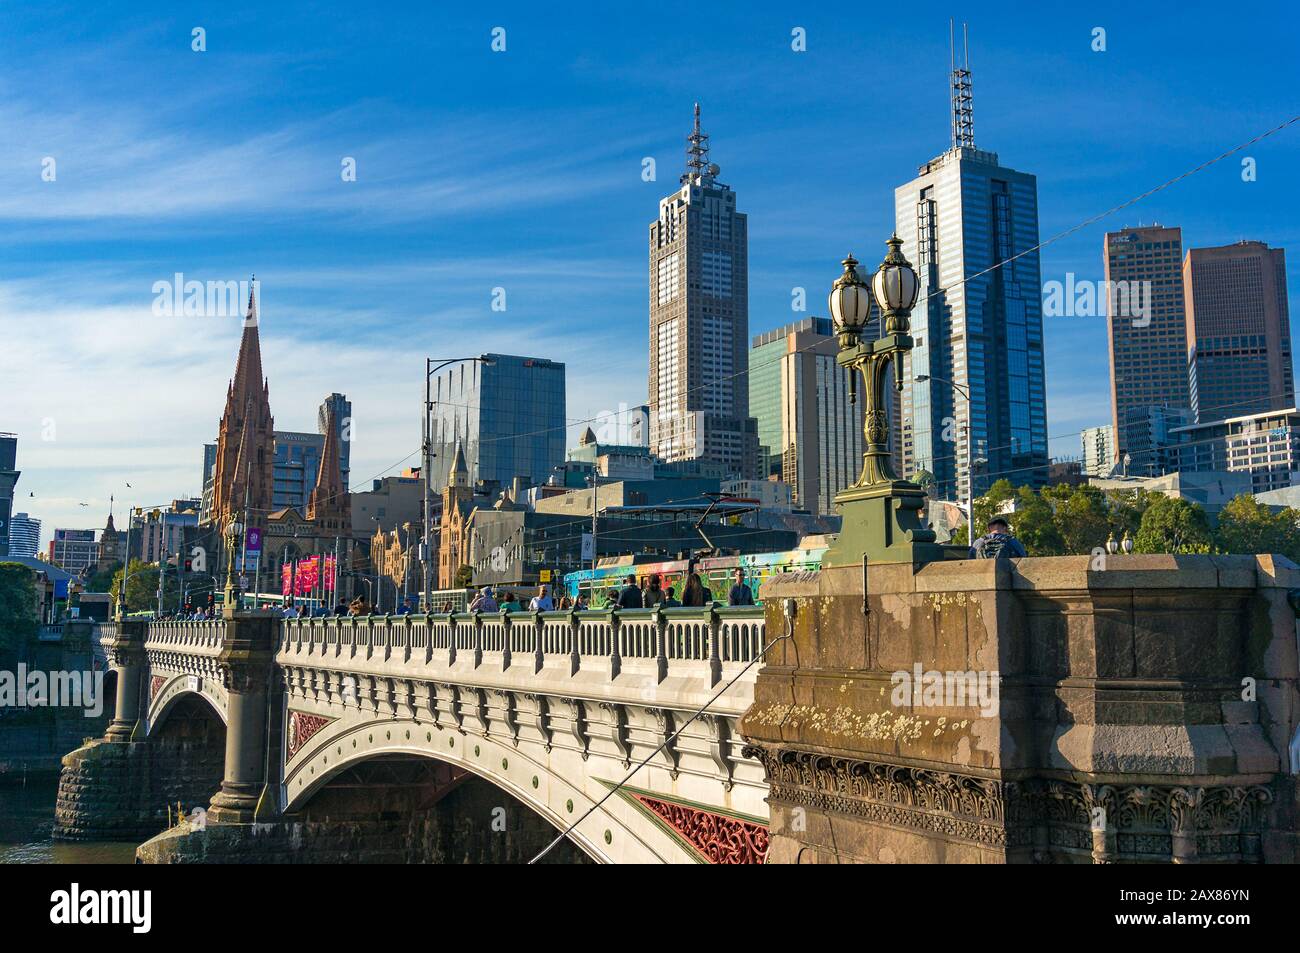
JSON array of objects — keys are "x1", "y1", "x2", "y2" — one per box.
[{"x1": 4, "y1": 4, "x2": 1299, "y2": 536}]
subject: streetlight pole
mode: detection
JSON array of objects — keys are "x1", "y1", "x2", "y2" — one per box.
[
  {"x1": 822, "y1": 236, "x2": 953, "y2": 567},
  {"x1": 422, "y1": 356, "x2": 493, "y2": 613},
  {"x1": 915, "y1": 373, "x2": 973, "y2": 547}
]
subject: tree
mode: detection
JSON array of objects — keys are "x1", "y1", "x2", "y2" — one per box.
[
  {"x1": 109, "y1": 560, "x2": 181, "y2": 614},
  {"x1": 1106, "y1": 489, "x2": 1152, "y2": 542},
  {"x1": 0, "y1": 562, "x2": 40, "y2": 654},
  {"x1": 86, "y1": 560, "x2": 122, "y2": 595},
  {"x1": 1011, "y1": 486, "x2": 1065, "y2": 556},
  {"x1": 454, "y1": 564, "x2": 473, "y2": 588},
  {"x1": 1214, "y1": 495, "x2": 1300, "y2": 561},
  {"x1": 1134, "y1": 496, "x2": 1213, "y2": 554},
  {"x1": 971, "y1": 479, "x2": 1017, "y2": 537},
  {"x1": 1052, "y1": 484, "x2": 1112, "y2": 555}
]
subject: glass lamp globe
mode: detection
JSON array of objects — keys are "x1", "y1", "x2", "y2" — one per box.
[{"x1": 828, "y1": 254, "x2": 872, "y2": 342}]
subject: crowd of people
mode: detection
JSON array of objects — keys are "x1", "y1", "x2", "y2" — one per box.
[{"x1": 158, "y1": 570, "x2": 764, "y2": 620}]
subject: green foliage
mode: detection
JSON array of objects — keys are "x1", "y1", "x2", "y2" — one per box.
[
  {"x1": 1134, "y1": 496, "x2": 1214, "y2": 554},
  {"x1": 454, "y1": 564, "x2": 473, "y2": 588},
  {"x1": 1214, "y1": 495, "x2": 1300, "y2": 561},
  {"x1": 85, "y1": 560, "x2": 122, "y2": 595},
  {"x1": 0, "y1": 562, "x2": 40, "y2": 652},
  {"x1": 109, "y1": 560, "x2": 181, "y2": 614},
  {"x1": 1010, "y1": 486, "x2": 1065, "y2": 556},
  {"x1": 1052, "y1": 484, "x2": 1112, "y2": 555}
]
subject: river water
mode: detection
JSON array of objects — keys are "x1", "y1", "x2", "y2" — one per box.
[{"x1": 0, "y1": 776, "x2": 137, "y2": 864}]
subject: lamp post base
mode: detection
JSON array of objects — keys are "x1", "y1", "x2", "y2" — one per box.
[{"x1": 823, "y1": 480, "x2": 964, "y2": 568}]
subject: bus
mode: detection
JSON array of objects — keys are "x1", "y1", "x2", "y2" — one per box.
[{"x1": 561, "y1": 541, "x2": 827, "y2": 608}]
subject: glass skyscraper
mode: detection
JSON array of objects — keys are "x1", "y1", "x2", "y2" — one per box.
[
  {"x1": 428, "y1": 354, "x2": 566, "y2": 492},
  {"x1": 893, "y1": 61, "x2": 1047, "y2": 499}
]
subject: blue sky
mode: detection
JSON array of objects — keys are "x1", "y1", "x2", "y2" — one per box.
[{"x1": 4, "y1": 1, "x2": 1299, "y2": 540}]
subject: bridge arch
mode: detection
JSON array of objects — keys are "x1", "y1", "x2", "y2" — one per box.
[
  {"x1": 282, "y1": 715, "x2": 703, "y2": 864},
  {"x1": 146, "y1": 673, "x2": 228, "y2": 736}
]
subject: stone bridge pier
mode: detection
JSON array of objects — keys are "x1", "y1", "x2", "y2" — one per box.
[{"x1": 741, "y1": 554, "x2": 1300, "y2": 864}]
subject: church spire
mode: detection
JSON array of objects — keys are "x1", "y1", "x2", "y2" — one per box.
[{"x1": 307, "y1": 403, "x2": 348, "y2": 529}]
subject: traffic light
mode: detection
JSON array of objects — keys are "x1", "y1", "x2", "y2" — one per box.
[{"x1": 184, "y1": 558, "x2": 192, "y2": 573}]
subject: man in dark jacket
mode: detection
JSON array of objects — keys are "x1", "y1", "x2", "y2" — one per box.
[
  {"x1": 727, "y1": 568, "x2": 755, "y2": 606},
  {"x1": 970, "y1": 517, "x2": 1028, "y2": 559},
  {"x1": 616, "y1": 574, "x2": 643, "y2": 609}
]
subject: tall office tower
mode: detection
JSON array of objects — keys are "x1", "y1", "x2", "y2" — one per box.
[
  {"x1": 1121, "y1": 405, "x2": 1192, "y2": 477},
  {"x1": 8, "y1": 512, "x2": 40, "y2": 557},
  {"x1": 648, "y1": 105, "x2": 760, "y2": 479},
  {"x1": 1183, "y1": 241, "x2": 1293, "y2": 422},
  {"x1": 750, "y1": 317, "x2": 866, "y2": 515},
  {"x1": 428, "y1": 354, "x2": 566, "y2": 492},
  {"x1": 1105, "y1": 225, "x2": 1191, "y2": 464},
  {"x1": 894, "y1": 34, "x2": 1047, "y2": 500},
  {"x1": 0, "y1": 433, "x2": 17, "y2": 557},
  {"x1": 1081, "y1": 424, "x2": 1116, "y2": 478},
  {"x1": 318, "y1": 393, "x2": 352, "y2": 488}
]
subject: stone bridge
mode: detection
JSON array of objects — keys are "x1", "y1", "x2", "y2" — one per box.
[
  {"x1": 60, "y1": 607, "x2": 771, "y2": 863},
  {"x1": 56, "y1": 554, "x2": 1300, "y2": 864}
]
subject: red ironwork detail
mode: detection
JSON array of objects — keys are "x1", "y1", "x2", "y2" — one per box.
[
  {"x1": 287, "y1": 710, "x2": 334, "y2": 759},
  {"x1": 150, "y1": 675, "x2": 165, "y2": 700},
  {"x1": 632, "y1": 792, "x2": 769, "y2": 864}
]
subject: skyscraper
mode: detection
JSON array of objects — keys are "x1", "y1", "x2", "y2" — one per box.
[
  {"x1": 1183, "y1": 241, "x2": 1293, "y2": 422},
  {"x1": 750, "y1": 317, "x2": 864, "y2": 515},
  {"x1": 0, "y1": 433, "x2": 17, "y2": 558},
  {"x1": 318, "y1": 393, "x2": 352, "y2": 488},
  {"x1": 893, "y1": 35, "x2": 1047, "y2": 499},
  {"x1": 428, "y1": 354, "x2": 566, "y2": 492},
  {"x1": 1105, "y1": 225, "x2": 1190, "y2": 462},
  {"x1": 648, "y1": 106, "x2": 759, "y2": 479},
  {"x1": 8, "y1": 512, "x2": 40, "y2": 558}
]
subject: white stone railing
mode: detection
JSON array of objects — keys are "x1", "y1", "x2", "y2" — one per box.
[
  {"x1": 144, "y1": 619, "x2": 226, "y2": 653},
  {"x1": 278, "y1": 606, "x2": 766, "y2": 688}
]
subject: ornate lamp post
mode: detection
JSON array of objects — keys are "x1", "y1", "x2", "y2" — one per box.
[
  {"x1": 822, "y1": 236, "x2": 956, "y2": 567},
  {"x1": 223, "y1": 515, "x2": 244, "y2": 616}
]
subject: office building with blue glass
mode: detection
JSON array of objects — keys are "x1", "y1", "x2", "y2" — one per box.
[
  {"x1": 893, "y1": 52, "x2": 1048, "y2": 500},
  {"x1": 428, "y1": 354, "x2": 566, "y2": 492}
]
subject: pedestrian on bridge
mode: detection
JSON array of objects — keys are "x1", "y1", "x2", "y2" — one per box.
[
  {"x1": 727, "y1": 568, "x2": 754, "y2": 607},
  {"x1": 529, "y1": 585, "x2": 554, "y2": 612},
  {"x1": 617, "y1": 574, "x2": 643, "y2": 609}
]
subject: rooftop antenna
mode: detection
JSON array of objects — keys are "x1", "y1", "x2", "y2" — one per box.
[
  {"x1": 950, "y1": 20, "x2": 974, "y2": 149},
  {"x1": 684, "y1": 103, "x2": 710, "y2": 181}
]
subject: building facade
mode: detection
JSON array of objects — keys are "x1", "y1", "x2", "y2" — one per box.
[
  {"x1": 49, "y1": 528, "x2": 98, "y2": 574},
  {"x1": 1183, "y1": 240, "x2": 1293, "y2": 422},
  {"x1": 1170, "y1": 406, "x2": 1300, "y2": 494},
  {"x1": 1122, "y1": 404, "x2": 1193, "y2": 477},
  {"x1": 894, "y1": 65, "x2": 1047, "y2": 498},
  {"x1": 749, "y1": 317, "x2": 864, "y2": 515},
  {"x1": 647, "y1": 106, "x2": 759, "y2": 479},
  {"x1": 0, "y1": 434, "x2": 17, "y2": 558},
  {"x1": 1081, "y1": 424, "x2": 1116, "y2": 478},
  {"x1": 1104, "y1": 225, "x2": 1190, "y2": 462},
  {"x1": 428, "y1": 354, "x2": 566, "y2": 493},
  {"x1": 8, "y1": 512, "x2": 40, "y2": 558},
  {"x1": 272, "y1": 430, "x2": 325, "y2": 510}
]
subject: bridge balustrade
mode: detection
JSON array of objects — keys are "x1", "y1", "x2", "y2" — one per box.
[{"x1": 276, "y1": 606, "x2": 765, "y2": 687}]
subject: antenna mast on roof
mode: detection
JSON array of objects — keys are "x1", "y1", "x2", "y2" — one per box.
[{"x1": 950, "y1": 20, "x2": 975, "y2": 149}]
